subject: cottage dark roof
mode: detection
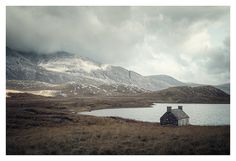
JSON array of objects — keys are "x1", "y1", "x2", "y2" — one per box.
[{"x1": 171, "y1": 109, "x2": 189, "y2": 120}]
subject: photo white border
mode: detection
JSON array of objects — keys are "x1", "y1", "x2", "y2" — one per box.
[{"x1": 0, "y1": 0, "x2": 235, "y2": 161}]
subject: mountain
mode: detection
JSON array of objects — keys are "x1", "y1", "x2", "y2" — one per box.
[
  {"x1": 6, "y1": 47, "x2": 230, "y2": 98},
  {"x1": 144, "y1": 86, "x2": 230, "y2": 103},
  {"x1": 6, "y1": 47, "x2": 187, "y2": 91},
  {"x1": 6, "y1": 48, "x2": 74, "y2": 83},
  {"x1": 147, "y1": 75, "x2": 185, "y2": 90},
  {"x1": 215, "y1": 83, "x2": 230, "y2": 94}
]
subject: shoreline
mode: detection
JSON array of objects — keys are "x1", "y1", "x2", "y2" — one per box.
[{"x1": 80, "y1": 114, "x2": 230, "y2": 127}]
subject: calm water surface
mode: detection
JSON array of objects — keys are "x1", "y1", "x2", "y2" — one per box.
[{"x1": 79, "y1": 103, "x2": 230, "y2": 125}]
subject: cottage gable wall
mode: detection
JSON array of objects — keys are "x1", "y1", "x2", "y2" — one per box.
[
  {"x1": 160, "y1": 112, "x2": 178, "y2": 126},
  {"x1": 160, "y1": 106, "x2": 190, "y2": 126}
]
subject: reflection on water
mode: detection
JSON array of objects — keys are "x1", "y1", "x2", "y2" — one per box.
[{"x1": 79, "y1": 103, "x2": 230, "y2": 125}]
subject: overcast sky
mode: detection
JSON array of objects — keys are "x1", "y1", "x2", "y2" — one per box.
[{"x1": 6, "y1": 6, "x2": 230, "y2": 85}]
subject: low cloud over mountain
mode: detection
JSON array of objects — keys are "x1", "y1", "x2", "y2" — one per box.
[{"x1": 6, "y1": 7, "x2": 230, "y2": 85}]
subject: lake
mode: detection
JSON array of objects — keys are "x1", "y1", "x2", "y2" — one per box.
[{"x1": 79, "y1": 103, "x2": 230, "y2": 125}]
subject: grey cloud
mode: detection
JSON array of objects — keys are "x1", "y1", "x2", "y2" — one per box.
[
  {"x1": 6, "y1": 6, "x2": 230, "y2": 84},
  {"x1": 157, "y1": 7, "x2": 229, "y2": 22},
  {"x1": 6, "y1": 6, "x2": 144, "y2": 63},
  {"x1": 196, "y1": 48, "x2": 229, "y2": 75},
  {"x1": 202, "y1": 46, "x2": 229, "y2": 75}
]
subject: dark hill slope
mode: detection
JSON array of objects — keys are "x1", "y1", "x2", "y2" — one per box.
[{"x1": 144, "y1": 86, "x2": 230, "y2": 103}]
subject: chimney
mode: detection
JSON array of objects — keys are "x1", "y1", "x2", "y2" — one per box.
[
  {"x1": 167, "y1": 106, "x2": 172, "y2": 112},
  {"x1": 178, "y1": 106, "x2": 183, "y2": 110}
]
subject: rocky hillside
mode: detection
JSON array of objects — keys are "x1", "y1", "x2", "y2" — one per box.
[
  {"x1": 6, "y1": 47, "x2": 187, "y2": 92},
  {"x1": 6, "y1": 47, "x2": 230, "y2": 99}
]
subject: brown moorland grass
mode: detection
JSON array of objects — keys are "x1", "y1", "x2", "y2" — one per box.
[
  {"x1": 6, "y1": 94, "x2": 230, "y2": 155},
  {"x1": 7, "y1": 115, "x2": 230, "y2": 155}
]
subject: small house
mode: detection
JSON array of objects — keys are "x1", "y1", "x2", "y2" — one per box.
[{"x1": 160, "y1": 106, "x2": 189, "y2": 126}]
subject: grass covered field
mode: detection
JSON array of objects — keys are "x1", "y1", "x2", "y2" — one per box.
[{"x1": 6, "y1": 93, "x2": 230, "y2": 155}]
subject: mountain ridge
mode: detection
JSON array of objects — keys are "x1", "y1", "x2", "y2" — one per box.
[
  {"x1": 6, "y1": 47, "x2": 230, "y2": 97},
  {"x1": 6, "y1": 47, "x2": 187, "y2": 90}
]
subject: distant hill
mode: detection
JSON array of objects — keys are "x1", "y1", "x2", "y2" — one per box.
[
  {"x1": 144, "y1": 86, "x2": 230, "y2": 103},
  {"x1": 215, "y1": 83, "x2": 230, "y2": 94},
  {"x1": 186, "y1": 82, "x2": 230, "y2": 95}
]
